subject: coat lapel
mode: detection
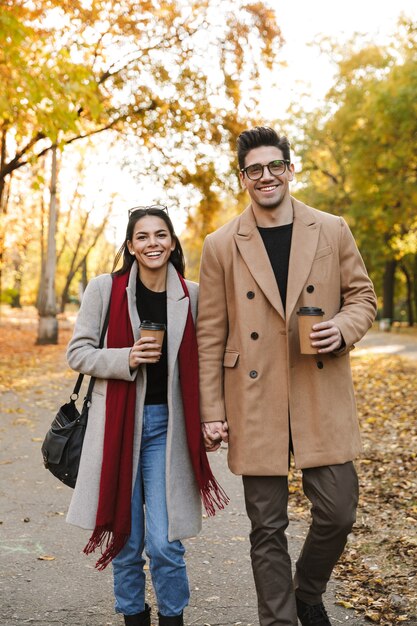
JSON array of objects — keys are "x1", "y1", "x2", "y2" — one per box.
[
  {"x1": 166, "y1": 263, "x2": 189, "y2": 380},
  {"x1": 126, "y1": 262, "x2": 141, "y2": 341},
  {"x1": 234, "y1": 206, "x2": 285, "y2": 319},
  {"x1": 285, "y1": 198, "x2": 321, "y2": 321}
]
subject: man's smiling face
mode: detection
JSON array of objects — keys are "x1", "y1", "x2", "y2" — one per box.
[{"x1": 239, "y1": 145, "x2": 294, "y2": 212}]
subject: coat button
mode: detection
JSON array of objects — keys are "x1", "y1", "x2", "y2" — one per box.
[
  {"x1": 250, "y1": 332, "x2": 259, "y2": 340},
  {"x1": 307, "y1": 285, "x2": 314, "y2": 293},
  {"x1": 249, "y1": 370, "x2": 258, "y2": 378},
  {"x1": 317, "y1": 361, "x2": 324, "y2": 369},
  {"x1": 247, "y1": 291, "x2": 255, "y2": 299}
]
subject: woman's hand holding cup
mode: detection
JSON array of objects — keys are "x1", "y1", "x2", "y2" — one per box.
[
  {"x1": 129, "y1": 336, "x2": 162, "y2": 368},
  {"x1": 129, "y1": 320, "x2": 167, "y2": 368}
]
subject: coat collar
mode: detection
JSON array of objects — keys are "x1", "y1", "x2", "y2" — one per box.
[
  {"x1": 234, "y1": 205, "x2": 285, "y2": 319},
  {"x1": 234, "y1": 197, "x2": 321, "y2": 322}
]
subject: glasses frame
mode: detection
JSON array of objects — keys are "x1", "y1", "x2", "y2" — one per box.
[
  {"x1": 128, "y1": 204, "x2": 168, "y2": 217},
  {"x1": 240, "y1": 159, "x2": 291, "y2": 181}
]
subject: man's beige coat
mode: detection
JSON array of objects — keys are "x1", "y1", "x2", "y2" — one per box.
[{"x1": 197, "y1": 198, "x2": 377, "y2": 475}]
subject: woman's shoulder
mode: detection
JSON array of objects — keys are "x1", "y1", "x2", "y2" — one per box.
[
  {"x1": 184, "y1": 279, "x2": 198, "y2": 317},
  {"x1": 85, "y1": 272, "x2": 113, "y2": 291},
  {"x1": 80, "y1": 273, "x2": 113, "y2": 305},
  {"x1": 185, "y1": 279, "x2": 198, "y2": 297}
]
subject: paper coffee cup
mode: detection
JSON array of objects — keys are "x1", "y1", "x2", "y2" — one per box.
[
  {"x1": 297, "y1": 307, "x2": 325, "y2": 355},
  {"x1": 139, "y1": 320, "x2": 166, "y2": 349}
]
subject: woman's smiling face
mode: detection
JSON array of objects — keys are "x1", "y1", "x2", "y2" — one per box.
[{"x1": 127, "y1": 215, "x2": 175, "y2": 274}]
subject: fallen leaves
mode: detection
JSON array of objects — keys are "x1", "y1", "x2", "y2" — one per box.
[
  {"x1": 0, "y1": 313, "x2": 72, "y2": 394},
  {"x1": 0, "y1": 314, "x2": 74, "y2": 446},
  {"x1": 337, "y1": 355, "x2": 417, "y2": 624},
  {"x1": 37, "y1": 555, "x2": 56, "y2": 561},
  {"x1": 289, "y1": 354, "x2": 417, "y2": 625}
]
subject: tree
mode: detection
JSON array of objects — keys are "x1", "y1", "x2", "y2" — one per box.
[
  {"x1": 58, "y1": 207, "x2": 112, "y2": 313},
  {"x1": 291, "y1": 19, "x2": 417, "y2": 324},
  {"x1": 37, "y1": 145, "x2": 58, "y2": 344},
  {"x1": 0, "y1": 2, "x2": 106, "y2": 309},
  {"x1": 1, "y1": 1, "x2": 283, "y2": 200},
  {"x1": 1, "y1": 0, "x2": 284, "y2": 338}
]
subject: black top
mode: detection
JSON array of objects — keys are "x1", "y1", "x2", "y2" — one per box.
[
  {"x1": 136, "y1": 277, "x2": 168, "y2": 405},
  {"x1": 258, "y1": 223, "x2": 293, "y2": 311}
]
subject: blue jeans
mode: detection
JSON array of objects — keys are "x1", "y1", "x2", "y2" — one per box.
[{"x1": 113, "y1": 404, "x2": 189, "y2": 616}]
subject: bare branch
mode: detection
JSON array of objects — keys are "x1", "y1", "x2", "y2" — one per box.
[{"x1": 0, "y1": 132, "x2": 46, "y2": 179}]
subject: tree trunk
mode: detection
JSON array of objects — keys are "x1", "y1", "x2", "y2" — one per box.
[
  {"x1": 36, "y1": 146, "x2": 58, "y2": 345},
  {"x1": 413, "y1": 254, "x2": 417, "y2": 327},
  {"x1": 78, "y1": 260, "x2": 88, "y2": 303},
  {"x1": 10, "y1": 247, "x2": 23, "y2": 308},
  {"x1": 0, "y1": 124, "x2": 8, "y2": 302},
  {"x1": 59, "y1": 214, "x2": 108, "y2": 312},
  {"x1": 36, "y1": 193, "x2": 47, "y2": 311},
  {"x1": 382, "y1": 259, "x2": 396, "y2": 323},
  {"x1": 399, "y1": 262, "x2": 414, "y2": 327},
  {"x1": 81, "y1": 257, "x2": 88, "y2": 292}
]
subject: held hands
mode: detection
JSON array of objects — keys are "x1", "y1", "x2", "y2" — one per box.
[
  {"x1": 129, "y1": 337, "x2": 162, "y2": 369},
  {"x1": 310, "y1": 319, "x2": 343, "y2": 353},
  {"x1": 202, "y1": 421, "x2": 229, "y2": 452}
]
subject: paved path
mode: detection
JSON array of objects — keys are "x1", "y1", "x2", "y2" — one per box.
[{"x1": 355, "y1": 328, "x2": 417, "y2": 361}]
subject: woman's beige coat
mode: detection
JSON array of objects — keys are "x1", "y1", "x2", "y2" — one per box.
[
  {"x1": 66, "y1": 262, "x2": 202, "y2": 541},
  {"x1": 197, "y1": 198, "x2": 377, "y2": 475}
]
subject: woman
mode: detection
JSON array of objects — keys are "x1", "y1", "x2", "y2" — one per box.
[{"x1": 66, "y1": 205, "x2": 227, "y2": 626}]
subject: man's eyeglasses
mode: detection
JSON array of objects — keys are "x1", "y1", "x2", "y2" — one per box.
[
  {"x1": 128, "y1": 204, "x2": 168, "y2": 217},
  {"x1": 240, "y1": 160, "x2": 290, "y2": 181}
]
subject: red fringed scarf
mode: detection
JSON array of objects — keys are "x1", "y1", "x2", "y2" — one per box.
[
  {"x1": 84, "y1": 269, "x2": 228, "y2": 570},
  {"x1": 177, "y1": 273, "x2": 229, "y2": 515}
]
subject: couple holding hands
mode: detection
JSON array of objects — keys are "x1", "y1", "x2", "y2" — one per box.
[{"x1": 65, "y1": 127, "x2": 376, "y2": 626}]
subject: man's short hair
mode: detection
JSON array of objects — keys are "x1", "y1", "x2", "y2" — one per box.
[{"x1": 237, "y1": 126, "x2": 291, "y2": 170}]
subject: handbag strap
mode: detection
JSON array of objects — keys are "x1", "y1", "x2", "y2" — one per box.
[{"x1": 70, "y1": 277, "x2": 113, "y2": 403}]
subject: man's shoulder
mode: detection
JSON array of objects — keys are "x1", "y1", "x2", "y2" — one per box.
[
  {"x1": 205, "y1": 207, "x2": 256, "y2": 250},
  {"x1": 293, "y1": 197, "x2": 343, "y2": 227},
  {"x1": 292, "y1": 198, "x2": 345, "y2": 234}
]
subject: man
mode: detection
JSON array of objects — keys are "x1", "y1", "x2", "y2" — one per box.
[{"x1": 196, "y1": 126, "x2": 377, "y2": 626}]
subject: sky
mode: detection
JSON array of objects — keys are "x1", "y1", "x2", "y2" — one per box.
[
  {"x1": 261, "y1": 0, "x2": 417, "y2": 120},
  {"x1": 64, "y1": 0, "x2": 417, "y2": 241}
]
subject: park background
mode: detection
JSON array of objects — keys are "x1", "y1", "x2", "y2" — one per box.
[
  {"x1": 0, "y1": 2, "x2": 416, "y2": 625},
  {"x1": 1, "y1": 0, "x2": 417, "y2": 341}
]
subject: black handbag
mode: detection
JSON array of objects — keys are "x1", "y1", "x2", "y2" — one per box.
[{"x1": 41, "y1": 299, "x2": 111, "y2": 488}]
